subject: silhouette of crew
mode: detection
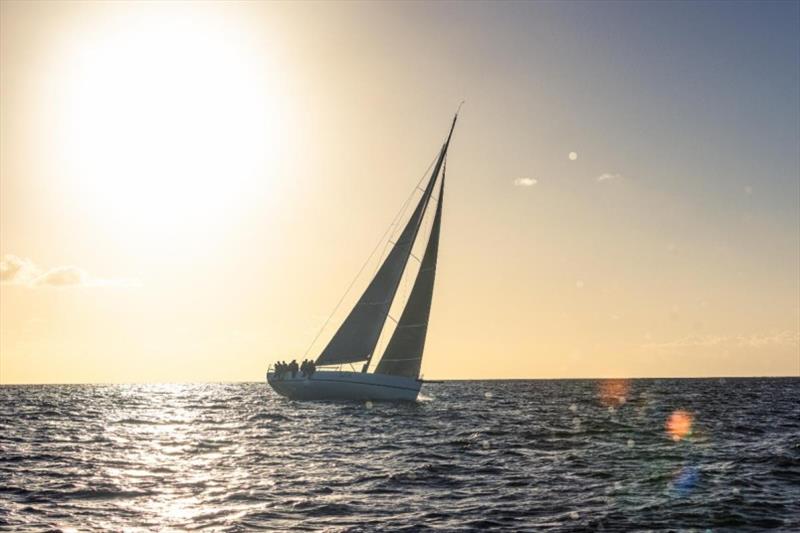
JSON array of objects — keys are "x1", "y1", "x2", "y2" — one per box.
[
  {"x1": 273, "y1": 358, "x2": 317, "y2": 380},
  {"x1": 299, "y1": 359, "x2": 317, "y2": 378}
]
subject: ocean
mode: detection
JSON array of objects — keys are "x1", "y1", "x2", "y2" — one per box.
[{"x1": 1, "y1": 378, "x2": 798, "y2": 531}]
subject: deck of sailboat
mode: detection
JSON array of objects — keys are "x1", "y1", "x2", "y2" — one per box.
[{"x1": 266, "y1": 370, "x2": 422, "y2": 401}]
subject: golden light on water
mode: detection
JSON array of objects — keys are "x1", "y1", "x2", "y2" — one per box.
[{"x1": 665, "y1": 410, "x2": 693, "y2": 441}]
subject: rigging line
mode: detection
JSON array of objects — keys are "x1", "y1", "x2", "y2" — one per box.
[
  {"x1": 370, "y1": 163, "x2": 442, "y2": 372},
  {"x1": 366, "y1": 147, "x2": 445, "y2": 372},
  {"x1": 303, "y1": 150, "x2": 440, "y2": 359},
  {"x1": 372, "y1": 151, "x2": 447, "y2": 358},
  {"x1": 373, "y1": 153, "x2": 439, "y2": 278},
  {"x1": 367, "y1": 134, "x2": 453, "y2": 373}
]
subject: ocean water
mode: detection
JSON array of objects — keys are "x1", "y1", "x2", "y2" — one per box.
[{"x1": 1, "y1": 378, "x2": 798, "y2": 531}]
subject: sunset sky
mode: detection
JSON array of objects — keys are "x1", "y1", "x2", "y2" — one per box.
[{"x1": 1, "y1": 1, "x2": 798, "y2": 384}]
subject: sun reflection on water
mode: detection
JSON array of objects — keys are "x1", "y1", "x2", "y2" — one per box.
[{"x1": 103, "y1": 384, "x2": 219, "y2": 526}]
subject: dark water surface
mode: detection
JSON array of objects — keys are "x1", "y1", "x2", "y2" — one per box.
[{"x1": 1, "y1": 379, "x2": 798, "y2": 531}]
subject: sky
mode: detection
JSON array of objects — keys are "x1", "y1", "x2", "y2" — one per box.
[{"x1": 1, "y1": 1, "x2": 798, "y2": 383}]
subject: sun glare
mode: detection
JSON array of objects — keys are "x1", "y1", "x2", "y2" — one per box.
[{"x1": 43, "y1": 6, "x2": 288, "y2": 242}]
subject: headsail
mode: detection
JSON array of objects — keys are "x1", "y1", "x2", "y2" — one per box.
[
  {"x1": 315, "y1": 146, "x2": 445, "y2": 366},
  {"x1": 374, "y1": 161, "x2": 446, "y2": 378}
]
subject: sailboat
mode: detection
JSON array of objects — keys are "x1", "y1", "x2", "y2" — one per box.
[{"x1": 267, "y1": 110, "x2": 459, "y2": 401}]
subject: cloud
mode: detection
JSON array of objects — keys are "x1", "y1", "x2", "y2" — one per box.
[
  {"x1": 513, "y1": 177, "x2": 538, "y2": 187},
  {"x1": 0, "y1": 255, "x2": 39, "y2": 284},
  {"x1": 33, "y1": 266, "x2": 86, "y2": 287},
  {"x1": 643, "y1": 331, "x2": 799, "y2": 350},
  {"x1": 1, "y1": 254, "x2": 139, "y2": 288},
  {"x1": 596, "y1": 173, "x2": 622, "y2": 182}
]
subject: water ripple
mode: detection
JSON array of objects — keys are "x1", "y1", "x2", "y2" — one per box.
[{"x1": 1, "y1": 379, "x2": 798, "y2": 531}]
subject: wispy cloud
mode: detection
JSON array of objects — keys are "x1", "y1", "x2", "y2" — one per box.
[
  {"x1": 643, "y1": 331, "x2": 799, "y2": 350},
  {"x1": 33, "y1": 266, "x2": 86, "y2": 287},
  {"x1": 596, "y1": 173, "x2": 622, "y2": 182},
  {"x1": 0, "y1": 255, "x2": 39, "y2": 284},
  {"x1": 513, "y1": 177, "x2": 537, "y2": 187},
  {"x1": 1, "y1": 254, "x2": 140, "y2": 288}
]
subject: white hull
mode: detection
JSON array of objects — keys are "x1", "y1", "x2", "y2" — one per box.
[{"x1": 266, "y1": 370, "x2": 421, "y2": 401}]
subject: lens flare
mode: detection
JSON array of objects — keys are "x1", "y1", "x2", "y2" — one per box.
[
  {"x1": 598, "y1": 379, "x2": 630, "y2": 407},
  {"x1": 669, "y1": 465, "x2": 699, "y2": 497},
  {"x1": 665, "y1": 410, "x2": 693, "y2": 441}
]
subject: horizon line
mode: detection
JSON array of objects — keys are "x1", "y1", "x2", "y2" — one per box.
[{"x1": 1, "y1": 374, "x2": 798, "y2": 386}]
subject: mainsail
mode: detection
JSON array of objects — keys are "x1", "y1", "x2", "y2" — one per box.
[
  {"x1": 315, "y1": 146, "x2": 445, "y2": 366},
  {"x1": 374, "y1": 162, "x2": 446, "y2": 378}
]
